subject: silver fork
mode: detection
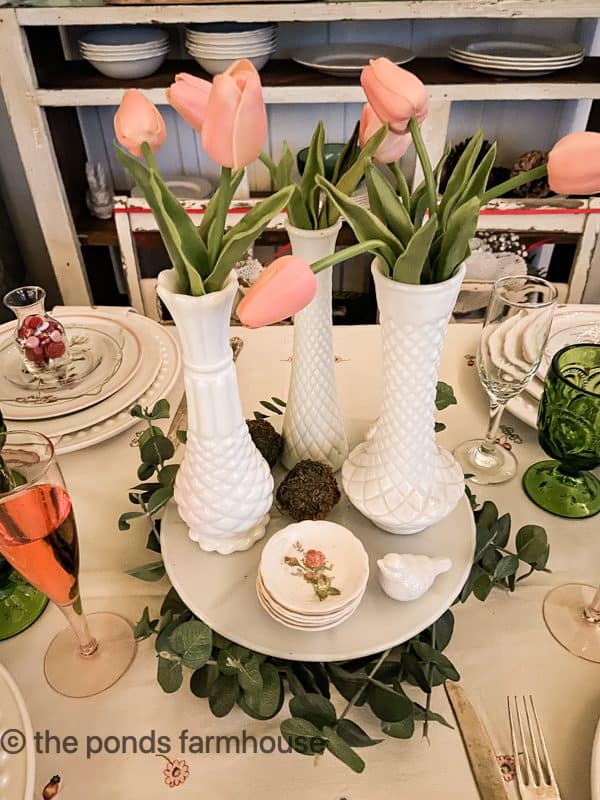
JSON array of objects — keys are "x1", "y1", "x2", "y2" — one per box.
[{"x1": 508, "y1": 695, "x2": 562, "y2": 800}]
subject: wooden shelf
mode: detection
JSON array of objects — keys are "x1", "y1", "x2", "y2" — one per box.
[
  {"x1": 35, "y1": 57, "x2": 600, "y2": 107},
  {"x1": 16, "y1": 0, "x2": 600, "y2": 26}
]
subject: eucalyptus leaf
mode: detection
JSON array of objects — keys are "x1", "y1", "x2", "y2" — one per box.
[
  {"x1": 367, "y1": 684, "x2": 413, "y2": 723},
  {"x1": 336, "y1": 719, "x2": 383, "y2": 748},
  {"x1": 280, "y1": 718, "x2": 326, "y2": 755},
  {"x1": 169, "y1": 619, "x2": 213, "y2": 670},
  {"x1": 237, "y1": 654, "x2": 263, "y2": 696},
  {"x1": 381, "y1": 717, "x2": 415, "y2": 739},
  {"x1": 494, "y1": 554, "x2": 520, "y2": 581},
  {"x1": 190, "y1": 664, "x2": 219, "y2": 698},
  {"x1": 126, "y1": 559, "x2": 165, "y2": 582},
  {"x1": 140, "y1": 436, "x2": 175, "y2": 466},
  {"x1": 146, "y1": 530, "x2": 161, "y2": 553},
  {"x1": 411, "y1": 642, "x2": 460, "y2": 682},
  {"x1": 209, "y1": 674, "x2": 239, "y2": 717},
  {"x1": 289, "y1": 692, "x2": 337, "y2": 729},
  {"x1": 137, "y1": 462, "x2": 155, "y2": 481},
  {"x1": 473, "y1": 573, "x2": 494, "y2": 602},
  {"x1": 157, "y1": 655, "x2": 183, "y2": 693},
  {"x1": 435, "y1": 382, "x2": 457, "y2": 411},
  {"x1": 146, "y1": 486, "x2": 173, "y2": 516},
  {"x1": 133, "y1": 606, "x2": 158, "y2": 641},
  {"x1": 238, "y1": 663, "x2": 283, "y2": 720},
  {"x1": 494, "y1": 513, "x2": 511, "y2": 549},
  {"x1": 516, "y1": 525, "x2": 548, "y2": 565},
  {"x1": 158, "y1": 464, "x2": 179, "y2": 488},
  {"x1": 412, "y1": 704, "x2": 454, "y2": 729},
  {"x1": 323, "y1": 726, "x2": 365, "y2": 773},
  {"x1": 118, "y1": 511, "x2": 144, "y2": 531},
  {"x1": 160, "y1": 586, "x2": 187, "y2": 617}
]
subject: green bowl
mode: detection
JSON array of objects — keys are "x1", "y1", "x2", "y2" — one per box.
[{"x1": 296, "y1": 143, "x2": 345, "y2": 181}]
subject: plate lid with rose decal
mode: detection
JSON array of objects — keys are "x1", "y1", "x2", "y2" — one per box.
[{"x1": 258, "y1": 520, "x2": 369, "y2": 618}]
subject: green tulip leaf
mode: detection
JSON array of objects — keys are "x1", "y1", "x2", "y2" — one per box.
[
  {"x1": 299, "y1": 120, "x2": 325, "y2": 228},
  {"x1": 275, "y1": 141, "x2": 295, "y2": 190},
  {"x1": 458, "y1": 142, "x2": 497, "y2": 207},
  {"x1": 330, "y1": 121, "x2": 360, "y2": 187},
  {"x1": 393, "y1": 214, "x2": 437, "y2": 284},
  {"x1": 437, "y1": 195, "x2": 480, "y2": 282},
  {"x1": 198, "y1": 168, "x2": 245, "y2": 244},
  {"x1": 364, "y1": 163, "x2": 413, "y2": 247},
  {"x1": 439, "y1": 130, "x2": 484, "y2": 226}
]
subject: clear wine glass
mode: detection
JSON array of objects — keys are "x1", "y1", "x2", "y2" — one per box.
[
  {"x1": 453, "y1": 275, "x2": 557, "y2": 484},
  {"x1": 0, "y1": 430, "x2": 136, "y2": 697},
  {"x1": 543, "y1": 583, "x2": 600, "y2": 663}
]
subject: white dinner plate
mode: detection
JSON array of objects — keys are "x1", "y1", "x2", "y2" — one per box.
[
  {"x1": 293, "y1": 44, "x2": 414, "y2": 76},
  {"x1": 0, "y1": 662, "x2": 35, "y2": 800},
  {"x1": 79, "y1": 26, "x2": 168, "y2": 47},
  {"x1": 592, "y1": 716, "x2": 600, "y2": 800},
  {"x1": 161, "y1": 418, "x2": 475, "y2": 662},
  {"x1": 450, "y1": 39, "x2": 583, "y2": 61},
  {"x1": 537, "y1": 309, "x2": 600, "y2": 381},
  {"x1": 0, "y1": 315, "x2": 142, "y2": 420},
  {"x1": 506, "y1": 391, "x2": 538, "y2": 429},
  {"x1": 448, "y1": 49, "x2": 583, "y2": 67}
]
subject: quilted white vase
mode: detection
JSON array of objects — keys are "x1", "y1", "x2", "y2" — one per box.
[
  {"x1": 342, "y1": 260, "x2": 466, "y2": 534},
  {"x1": 282, "y1": 220, "x2": 349, "y2": 471},
  {"x1": 156, "y1": 269, "x2": 273, "y2": 554}
]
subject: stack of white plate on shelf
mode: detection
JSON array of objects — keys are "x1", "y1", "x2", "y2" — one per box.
[
  {"x1": 78, "y1": 26, "x2": 170, "y2": 79},
  {"x1": 507, "y1": 305, "x2": 600, "y2": 428},
  {"x1": 1, "y1": 307, "x2": 181, "y2": 455},
  {"x1": 448, "y1": 39, "x2": 584, "y2": 78},
  {"x1": 256, "y1": 520, "x2": 369, "y2": 631},
  {"x1": 185, "y1": 22, "x2": 277, "y2": 75}
]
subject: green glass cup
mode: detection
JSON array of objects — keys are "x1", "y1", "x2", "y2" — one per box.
[
  {"x1": 523, "y1": 343, "x2": 600, "y2": 518},
  {"x1": 0, "y1": 555, "x2": 48, "y2": 640}
]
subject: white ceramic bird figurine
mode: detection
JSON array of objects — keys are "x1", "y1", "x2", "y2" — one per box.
[{"x1": 376, "y1": 553, "x2": 452, "y2": 601}]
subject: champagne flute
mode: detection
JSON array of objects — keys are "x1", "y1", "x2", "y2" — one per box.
[
  {"x1": 454, "y1": 275, "x2": 557, "y2": 484},
  {"x1": 0, "y1": 431, "x2": 136, "y2": 697},
  {"x1": 543, "y1": 582, "x2": 600, "y2": 663}
]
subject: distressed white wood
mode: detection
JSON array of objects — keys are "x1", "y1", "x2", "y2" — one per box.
[
  {"x1": 17, "y1": 0, "x2": 600, "y2": 26},
  {"x1": 411, "y1": 99, "x2": 451, "y2": 189},
  {"x1": 113, "y1": 202, "x2": 145, "y2": 314},
  {"x1": 582, "y1": 199, "x2": 600, "y2": 304},
  {"x1": 0, "y1": 10, "x2": 91, "y2": 305},
  {"x1": 476, "y1": 199, "x2": 589, "y2": 234},
  {"x1": 568, "y1": 200, "x2": 600, "y2": 303}
]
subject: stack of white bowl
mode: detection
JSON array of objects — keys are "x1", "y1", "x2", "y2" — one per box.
[
  {"x1": 78, "y1": 26, "x2": 170, "y2": 79},
  {"x1": 257, "y1": 520, "x2": 369, "y2": 631},
  {"x1": 185, "y1": 22, "x2": 277, "y2": 75}
]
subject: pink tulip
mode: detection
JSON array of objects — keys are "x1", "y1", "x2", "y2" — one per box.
[
  {"x1": 547, "y1": 131, "x2": 600, "y2": 195},
  {"x1": 360, "y1": 58, "x2": 429, "y2": 134},
  {"x1": 114, "y1": 89, "x2": 167, "y2": 158},
  {"x1": 237, "y1": 256, "x2": 317, "y2": 328},
  {"x1": 167, "y1": 73, "x2": 212, "y2": 133},
  {"x1": 359, "y1": 103, "x2": 412, "y2": 163},
  {"x1": 201, "y1": 59, "x2": 267, "y2": 169}
]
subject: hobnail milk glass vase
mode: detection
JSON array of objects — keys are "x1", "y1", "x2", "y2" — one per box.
[
  {"x1": 156, "y1": 270, "x2": 273, "y2": 555},
  {"x1": 282, "y1": 220, "x2": 349, "y2": 471},
  {"x1": 342, "y1": 259, "x2": 466, "y2": 534}
]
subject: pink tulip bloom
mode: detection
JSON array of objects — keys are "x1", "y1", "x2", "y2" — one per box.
[
  {"x1": 114, "y1": 89, "x2": 167, "y2": 158},
  {"x1": 360, "y1": 58, "x2": 429, "y2": 134},
  {"x1": 359, "y1": 103, "x2": 412, "y2": 163},
  {"x1": 547, "y1": 131, "x2": 600, "y2": 195},
  {"x1": 167, "y1": 73, "x2": 212, "y2": 133},
  {"x1": 202, "y1": 59, "x2": 267, "y2": 169},
  {"x1": 237, "y1": 256, "x2": 317, "y2": 328}
]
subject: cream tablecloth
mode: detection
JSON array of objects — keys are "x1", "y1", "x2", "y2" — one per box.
[{"x1": 1, "y1": 322, "x2": 598, "y2": 800}]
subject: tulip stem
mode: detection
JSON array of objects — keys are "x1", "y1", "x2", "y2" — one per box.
[
  {"x1": 208, "y1": 166, "x2": 233, "y2": 265},
  {"x1": 141, "y1": 141, "x2": 160, "y2": 174},
  {"x1": 389, "y1": 161, "x2": 411, "y2": 210},
  {"x1": 408, "y1": 118, "x2": 438, "y2": 221},
  {"x1": 481, "y1": 164, "x2": 548, "y2": 204},
  {"x1": 312, "y1": 239, "x2": 388, "y2": 274}
]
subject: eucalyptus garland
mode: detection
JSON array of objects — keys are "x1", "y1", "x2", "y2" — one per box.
[{"x1": 119, "y1": 394, "x2": 549, "y2": 773}]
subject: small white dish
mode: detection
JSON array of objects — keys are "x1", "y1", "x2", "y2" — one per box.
[
  {"x1": 79, "y1": 25, "x2": 167, "y2": 47},
  {"x1": 83, "y1": 53, "x2": 167, "y2": 78},
  {"x1": 377, "y1": 553, "x2": 452, "y2": 602},
  {"x1": 189, "y1": 53, "x2": 271, "y2": 75}
]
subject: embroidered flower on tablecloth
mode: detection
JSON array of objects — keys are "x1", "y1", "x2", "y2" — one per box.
[
  {"x1": 464, "y1": 353, "x2": 476, "y2": 367},
  {"x1": 160, "y1": 757, "x2": 190, "y2": 788},
  {"x1": 284, "y1": 542, "x2": 340, "y2": 601},
  {"x1": 496, "y1": 754, "x2": 516, "y2": 782}
]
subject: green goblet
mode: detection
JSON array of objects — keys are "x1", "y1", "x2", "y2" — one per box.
[{"x1": 523, "y1": 343, "x2": 600, "y2": 518}]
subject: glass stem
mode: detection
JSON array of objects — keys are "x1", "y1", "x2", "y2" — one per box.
[
  {"x1": 59, "y1": 602, "x2": 99, "y2": 658},
  {"x1": 583, "y1": 584, "x2": 600, "y2": 624},
  {"x1": 480, "y1": 402, "x2": 506, "y2": 456}
]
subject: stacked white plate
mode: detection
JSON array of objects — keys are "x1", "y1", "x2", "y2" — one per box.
[
  {"x1": 185, "y1": 22, "x2": 277, "y2": 75},
  {"x1": 448, "y1": 39, "x2": 584, "y2": 77},
  {"x1": 507, "y1": 305, "x2": 600, "y2": 428},
  {"x1": 256, "y1": 520, "x2": 369, "y2": 631},
  {"x1": 293, "y1": 43, "x2": 414, "y2": 77},
  {"x1": 78, "y1": 26, "x2": 170, "y2": 78}
]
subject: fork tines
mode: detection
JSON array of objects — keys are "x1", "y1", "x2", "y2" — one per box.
[{"x1": 508, "y1": 695, "x2": 561, "y2": 799}]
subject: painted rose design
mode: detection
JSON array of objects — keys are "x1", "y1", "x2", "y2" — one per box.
[{"x1": 284, "y1": 542, "x2": 341, "y2": 601}]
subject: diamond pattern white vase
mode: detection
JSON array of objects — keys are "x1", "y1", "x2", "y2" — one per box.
[
  {"x1": 282, "y1": 220, "x2": 349, "y2": 471},
  {"x1": 156, "y1": 269, "x2": 273, "y2": 554},
  {"x1": 342, "y1": 260, "x2": 466, "y2": 534}
]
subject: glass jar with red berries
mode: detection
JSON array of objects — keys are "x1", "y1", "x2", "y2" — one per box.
[{"x1": 3, "y1": 286, "x2": 70, "y2": 376}]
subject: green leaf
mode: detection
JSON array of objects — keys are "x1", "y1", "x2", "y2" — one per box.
[
  {"x1": 190, "y1": 663, "x2": 219, "y2": 698},
  {"x1": 155, "y1": 614, "x2": 179, "y2": 652},
  {"x1": 146, "y1": 530, "x2": 161, "y2": 553},
  {"x1": 176, "y1": 430, "x2": 187, "y2": 445},
  {"x1": 472, "y1": 573, "x2": 494, "y2": 602},
  {"x1": 434, "y1": 422, "x2": 446, "y2": 433},
  {"x1": 367, "y1": 684, "x2": 413, "y2": 723},
  {"x1": 336, "y1": 719, "x2": 383, "y2": 748},
  {"x1": 157, "y1": 655, "x2": 183, "y2": 693},
  {"x1": 299, "y1": 120, "x2": 325, "y2": 227},
  {"x1": 286, "y1": 186, "x2": 313, "y2": 230},
  {"x1": 280, "y1": 718, "x2": 326, "y2": 755},
  {"x1": 494, "y1": 554, "x2": 520, "y2": 581},
  {"x1": 158, "y1": 464, "x2": 179, "y2": 488},
  {"x1": 330, "y1": 121, "x2": 359, "y2": 186},
  {"x1": 169, "y1": 620, "x2": 213, "y2": 670},
  {"x1": 260, "y1": 400, "x2": 284, "y2": 415},
  {"x1": 137, "y1": 462, "x2": 155, "y2": 481},
  {"x1": 209, "y1": 674, "x2": 239, "y2": 717},
  {"x1": 323, "y1": 726, "x2": 365, "y2": 773},
  {"x1": 393, "y1": 214, "x2": 437, "y2": 284},
  {"x1": 160, "y1": 586, "x2": 187, "y2": 617},
  {"x1": 133, "y1": 606, "x2": 158, "y2": 641},
  {"x1": 149, "y1": 399, "x2": 170, "y2": 420},
  {"x1": 205, "y1": 185, "x2": 294, "y2": 293},
  {"x1": 238, "y1": 663, "x2": 283, "y2": 720},
  {"x1": 401, "y1": 651, "x2": 431, "y2": 694},
  {"x1": 316, "y1": 175, "x2": 399, "y2": 269},
  {"x1": 275, "y1": 141, "x2": 294, "y2": 190},
  {"x1": 458, "y1": 142, "x2": 497, "y2": 206},
  {"x1": 435, "y1": 381, "x2": 457, "y2": 411},
  {"x1": 237, "y1": 654, "x2": 263, "y2": 696},
  {"x1": 197, "y1": 168, "x2": 244, "y2": 243},
  {"x1": 437, "y1": 195, "x2": 480, "y2": 282},
  {"x1": 126, "y1": 560, "x2": 165, "y2": 582},
  {"x1": 381, "y1": 717, "x2": 415, "y2": 739},
  {"x1": 326, "y1": 664, "x2": 368, "y2": 706},
  {"x1": 137, "y1": 426, "x2": 164, "y2": 448},
  {"x1": 289, "y1": 693, "x2": 337, "y2": 729},
  {"x1": 516, "y1": 525, "x2": 548, "y2": 565},
  {"x1": 429, "y1": 609, "x2": 454, "y2": 651},
  {"x1": 411, "y1": 642, "x2": 460, "y2": 682},
  {"x1": 118, "y1": 511, "x2": 144, "y2": 531},
  {"x1": 438, "y1": 130, "x2": 484, "y2": 226},
  {"x1": 412, "y1": 705, "x2": 454, "y2": 729},
  {"x1": 494, "y1": 513, "x2": 511, "y2": 549},
  {"x1": 146, "y1": 486, "x2": 173, "y2": 516},
  {"x1": 364, "y1": 163, "x2": 413, "y2": 247},
  {"x1": 140, "y1": 436, "x2": 175, "y2": 466},
  {"x1": 130, "y1": 404, "x2": 146, "y2": 419}
]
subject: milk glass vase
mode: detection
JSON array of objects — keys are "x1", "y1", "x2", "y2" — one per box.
[{"x1": 282, "y1": 220, "x2": 349, "y2": 471}]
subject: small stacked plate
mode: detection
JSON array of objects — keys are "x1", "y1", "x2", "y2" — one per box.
[
  {"x1": 78, "y1": 26, "x2": 170, "y2": 79},
  {"x1": 256, "y1": 520, "x2": 369, "y2": 631},
  {"x1": 293, "y1": 43, "x2": 414, "y2": 77},
  {"x1": 448, "y1": 39, "x2": 584, "y2": 78},
  {"x1": 507, "y1": 305, "x2": 600, "y2": 428},
  {"x1": 185, "y1": 22, "x2": 277, "y2": 75}
]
